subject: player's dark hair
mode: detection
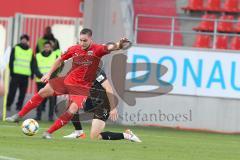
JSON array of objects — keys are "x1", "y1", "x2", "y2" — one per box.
[{"x1": 80, "y1": 28, "x2": 92, "y2": 37}]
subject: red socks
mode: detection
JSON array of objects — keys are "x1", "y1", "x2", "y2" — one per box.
[
  {"x1": 18, "y1": 92, "x2": 74, "y2": 134},
  {"x1": 47, "y1": 112, "x2": 73, "y2": 134},
  {"x1": 18, "y1": 93, "x2": 44, "y2": 117}
]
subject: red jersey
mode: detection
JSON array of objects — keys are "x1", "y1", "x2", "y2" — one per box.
[{"x1": 60, "y1": 43, "x2": 109, "y2": 86}]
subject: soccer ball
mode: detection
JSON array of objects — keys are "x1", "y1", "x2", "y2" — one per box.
[{"x1": 21, "y1": 119, "x2": 39, "y2": 136}]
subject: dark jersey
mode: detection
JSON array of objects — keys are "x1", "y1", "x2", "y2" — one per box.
[{"x1": 83, "y1": 68, "x2": 110, "y2": 112}]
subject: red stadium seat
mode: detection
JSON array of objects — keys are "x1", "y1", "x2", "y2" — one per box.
[
  {"x1": 215, "y1": 35, "x2": 228, "y2": 49},
  {"x1": 217, "y1": 15, "x2": 234, "y2": 33},
  {"x1": 134, "y1": 0, "x2": 183, "y2": 46},
  {"x1": 205, "y1": 0, "x2": 222, "y2": 12},
  {"x1": 193, "y1": 14, "x2": 216, "y2": 31},
  {"x1": 234, "y1": 17, "x2": 240, "y2": 33},
  {"x1": 182, "y1": 0, "x2": 204, "y2": 11},
  {"x1": 230, "y1": 36, "x2": 240, "y2": 50},
  {"x1": 223, "y1": 0, "x2": 239, "y2": 13},
  {"x1": 194, "y1": 34, "x2": 212, "y2": 48}
]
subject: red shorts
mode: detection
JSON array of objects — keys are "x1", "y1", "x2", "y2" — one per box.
[
  {"x1": 68, "y1": 95, "x2": 87, "y2": 109},
  {"x1": 49, "y1": 77, "x2": 90, "y2": 109}
]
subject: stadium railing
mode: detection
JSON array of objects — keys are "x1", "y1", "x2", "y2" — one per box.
[{"x1": 134, "y1": 14, "x2": 240, "y2": 50}]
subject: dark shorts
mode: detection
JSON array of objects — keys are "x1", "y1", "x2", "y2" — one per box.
[
  {"x1": 83, "y1": 88, "x2": 110, "y2": 122},
  {"x1": 93, "y1": 105, "x2": 110, "y2": 121}
]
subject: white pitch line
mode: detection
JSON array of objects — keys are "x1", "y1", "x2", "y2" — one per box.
[{"x1": 0, "y1": 155, "x2": 22, "y2": 160}]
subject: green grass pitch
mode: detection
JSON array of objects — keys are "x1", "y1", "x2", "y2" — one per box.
[{"x1": 0, "y1": 121, "x2": 240, "y2": 160}]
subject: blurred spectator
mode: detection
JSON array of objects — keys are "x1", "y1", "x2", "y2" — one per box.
[
  {"x1": 34, "y1": 41, "x2": 58, "y2": 121},
  {"x1": 49, "y1": 40, "x2": 61, "y2": 58},
  {"x1": 36, "y1": 26, "x2": 60, "y2": 53},
  {"x1": 7, "y1": 34, "x2": 34, "y2": 111}
]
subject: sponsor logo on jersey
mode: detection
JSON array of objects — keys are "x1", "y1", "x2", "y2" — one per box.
[{"x1": 87, "y1": 51, "x2": 93, "y2": 55}]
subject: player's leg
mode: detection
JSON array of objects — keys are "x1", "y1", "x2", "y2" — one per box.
[
  {"x1": 91, "y1": 120, "x2": 141, "y2": 142},
  {"x1": 91, "y1": 107, "x2": 141, "y2": 142},
  {"x1": 6, "y1": 83, "x2": 55, "y2": 122},
  {"x1": 90, "y1": 118, "x2": 141, "y2": 142},
  {"x1": 90, "y1": 119, "x2": 105, "y2": 140},
  {"x1": 63, "y1": 113, "x2": 86, "y2": 139},
  {"x1": 99, "y1": 129, "x2": 142, "y2": 142},
  {"x1": 42, "y1": 102, "x2": 77, "y2": 139},
  {"x1": 43, "y1": 95, "x2": 87, "y2": 139}
]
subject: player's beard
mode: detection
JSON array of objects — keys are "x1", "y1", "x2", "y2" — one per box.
[{"x1": 82, "y1": 41, "x2": 92, "y2": 50}]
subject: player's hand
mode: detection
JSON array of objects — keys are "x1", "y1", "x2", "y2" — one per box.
[
  {"x1": 119, "y1": 38, "x2": 129, "y2": 49},
  {"x1": 41, "y1": 73, "x2": 51, "y2": 83},
  {"x1": 109, "y1": 108, "x2": 118, "y2": 121}
]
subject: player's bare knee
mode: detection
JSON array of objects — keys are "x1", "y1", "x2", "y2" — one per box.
[
  {"x1": 97, "y1": 134, "x2": 102, "y2": 140},
  {"x1": 90, "y1": 133, "x2": 97, "y2": 140},
  {"x1": 39, "y1": 89, "x2": 51, "y2": 97},
  {"x1": 68, "y1": 103, "x2": 78, "y2": 114},
  {"x1": 90, "y1": 134, "x2": 95, "y2": 140},
  {"x1": 38, "y1": 85, "x2": 54, "y2": 97},
  {"x1": 38, "y1": 88, "x2": 48, "y2": 98},
  {"x1": 90, "y1": 131, "x2": 101, "y2": 140}
]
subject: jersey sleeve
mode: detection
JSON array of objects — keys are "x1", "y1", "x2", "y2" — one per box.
[
  {"x1": 97, "y1": 45, "x2": 109, "y2": 57},
  {"x1": 60, "y1": 46, "x2": 75, "y2": 61},
  {"x1": 95, "y1": 69, "x2": 107, "y2": 84}
]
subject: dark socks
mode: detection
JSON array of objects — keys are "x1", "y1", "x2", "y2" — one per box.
[
  {"x1": 71, "y1": 113, "x2": 83, "y2": 130},
  {"x1": 100, "y1": 131, "x2": 124, "y2": 140}
]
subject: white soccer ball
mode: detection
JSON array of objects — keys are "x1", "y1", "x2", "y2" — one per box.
[{"x1": 21, "y1": 119, "x2": 39, "y2": 136}]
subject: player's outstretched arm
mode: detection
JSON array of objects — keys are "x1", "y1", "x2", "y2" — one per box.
[
  {"x1": 101, "y1": 79, "x2": 118, "y2": 121},
  {"x1": 106, "y1": 38, "x2": 129, "y2": 52},
  {"x1": 41, "y1": 57, "x2": 63, "y2": 83}
]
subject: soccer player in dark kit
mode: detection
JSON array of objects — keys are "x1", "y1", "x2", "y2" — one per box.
[{"x1": 63, "y1": 68, "x2": 141, "y2": 142}]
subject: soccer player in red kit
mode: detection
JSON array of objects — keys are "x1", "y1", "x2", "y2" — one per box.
[{"x1": 6, "y1": 28, "x2": 127, "y2": 138}]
